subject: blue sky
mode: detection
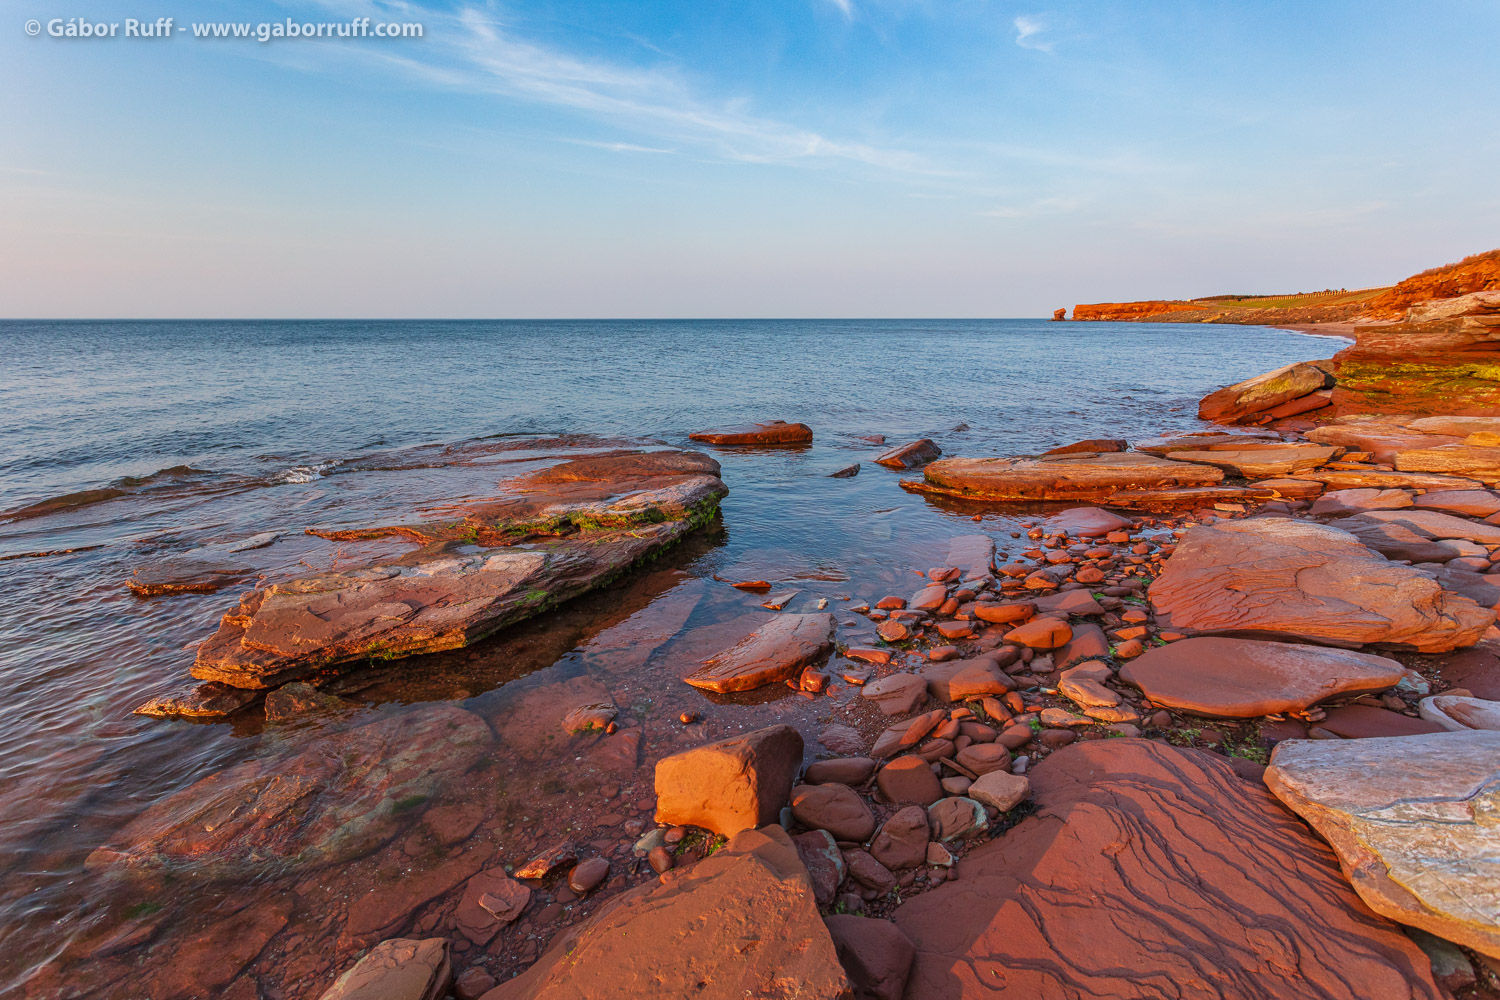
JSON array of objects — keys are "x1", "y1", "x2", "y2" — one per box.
[{"x1": 4, "y1": 0, "x2": 1498, "y2": 317}]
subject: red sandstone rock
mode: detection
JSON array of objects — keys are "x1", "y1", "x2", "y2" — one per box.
[
  {"x1": 804, "y1": 757, "x2": 877, "y2": 786},
  {"x1": 1415, "y1": 489, "x2": 1500, "y2": 518},
  {"x1": 1119, "y1": 637, "x2": 1406, "y2": 717},
  {"x1": 683, "y1": 613, "x2": 835, "y2": 693},
  {"x1": 790, "y1": 783, "x2": 877, "y2": 842},
  {"x1": 876, "y1": 755, "x2": 943, "y2": 806},
  {"x1": 1004, "y1": 617, "x2": 1072, "y2": 649},
  {"x1": 688, "y1": 420, "x2": 813, "y2": 446},
  {"x1": 869, "y1": 805, "x2": 930, "y2": 870},
  {"x1": 944, "y1": 534, "x2": 996, "y2": 581},
  {"x1": 1149, "y1": 517, "x2": 1494, "y2": 652},
  {"x1": 192, "y1": 448, "x2": 726, "y2": 690},
  {"x1": 794, "y1": 829, "x2": 847, "y2": 907},
  {"x1": 911, "y1": 452, "x2": 1223, "y2": 502},
  {"x1": 654, "y1": 725, "x2": 803, "y2": 837},
  {"x1": 860, "y1": 673, "x2": 929, "y2": 715},
  {"x1": 891, "y1": 740, "x2": 1445, "y2": 1000},
  {"x1": 1042, "y1": 438, "x2": 1129, "y2": 456},
  {"x1": 824, "y1": 916, "x2": 916, "y2": 1000},
  {"x1": 1198, "y1": 361, "x2": 1334, "y2": 423},
  {"x1": 86, "y1": 706, "x2": 492, "y2": 878},
  {"x1": 1041, "y1": 506, "x2": 1132, "y2": 538},
  {"x1": 1314, "y1": 705, "x2": 1448, "y2": 739},
  {"x1": 875, "y1": 439, "x2": 942, "y2": 469},
  {"x1": 318, "y1": 937, "x2": 451, "y2": 1000},
  {"x1": 1134, "y1": 430, "x2": 1282, "y2": 455},
  {"x1": 1172, "y1": 443, "x2": 1338, "y2": 478},
  {"x1": 480, "y1": 827, "x2": 849, "y2": 1000}
]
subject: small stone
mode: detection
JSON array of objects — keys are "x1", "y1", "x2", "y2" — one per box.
[
  {"x1": 647, "y1": 845, "x2": 673, "y2": 874},
  {"x1": 790, "y1": 783, "x2": 877, "y2": 842},
  {"x1": 967, "y1": 770, "x2": 1030, "y2": 812},
  {"x1": 927, "y1": 797, "x2": 989, "y2": 842},
  {"x1": 926, "y1": 842, "x2": 955, "y2": 867},
  {"x1": 515, "y1": 842, "x2": 576, "y2": 880},
  {"x1": 454, "y1": 966, "x2": 497, "y2": 1000},
  {"x1": 877, "y1": 755, "x2": 944, "y2": 806},
  {"x1": 568, "y1": 858, "x2": 609, "y2": 894},
  {"x1": 870, "y1": 806, "x2": 931, "y2": 870}
]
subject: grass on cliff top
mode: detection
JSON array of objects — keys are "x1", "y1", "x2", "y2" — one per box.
[{"x1": 1187, "y1": 287, "x2": 1388, "y2": 311}]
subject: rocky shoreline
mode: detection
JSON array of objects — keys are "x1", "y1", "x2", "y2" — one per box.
[{"x1": 28, "y1": 268, "x2": 1500, "y2": 999}]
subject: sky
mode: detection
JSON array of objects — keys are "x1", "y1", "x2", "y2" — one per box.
[{"x1": 3, "y1": 0, "x2": 1498, "y2": 318}]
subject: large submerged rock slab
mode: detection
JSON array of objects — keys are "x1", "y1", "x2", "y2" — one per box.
[
  {"x1": 1150, "y1": 517, "x2": 1494, "y2": 652},
  {"x1": 85, "y1": 705, "x2": 493, "y2": 879},
  {"x1": 683, "y1": 612, "x2": 836, "y2": 693},
  {"x1": 1119, "y1": 637, "x2": 1405, "y2": 717},
  {"x1": 910, "y1": 452, "x2": 1222, "y2": 502},
  {"x1": 479, "y1": 826, "x2": 849, "y2": 1000},
  {"x1": 190, "y1": 449, "x2": 727, "y2": 690},
  {"x1": 891, "y1": 739, "x2": 1444, "y2": 999},
  {"x1": 1266, "y1": 732, "x2": 1500, "y2": 959}
]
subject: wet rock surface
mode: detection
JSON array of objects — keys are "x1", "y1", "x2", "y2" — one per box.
[
  {"x1": 86, "y1": 705, "x2": 494, "y2": 878},
  {"x1": 188, "y1": 448, "x2": 727, "y2": 692}
]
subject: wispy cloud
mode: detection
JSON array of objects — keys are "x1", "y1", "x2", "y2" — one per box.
[
  {"x1": 565, "y1": 139, "x2": 678, "y2": 155},
  {"x1": 826, "y1": 0, "x2": 855, "y2": 20},
  {"x1": 317, "y1": 3, "x2": 932, "y2": 176},
  {"x1": 1013, "y1": 15, "x2": 1053, "y2": 53}
]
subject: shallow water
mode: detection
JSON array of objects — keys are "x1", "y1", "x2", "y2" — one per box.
[{"x1": 0, "y1": 319, "x2": 1338, "y2": 996}]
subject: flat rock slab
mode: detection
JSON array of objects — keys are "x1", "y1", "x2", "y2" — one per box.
[
  {"x1": 1119, "y1": 637, "x2": 1405, "y2": 717},
  {"x1": 1360, "y1": 508, "x2": 1500, "y2": 544},
  {"x1": 1310, "y1": 488, "x2": 1415, "y2": 516},
  {"x1": 1327, "y1": 515, "x2": 1459, "y2": 564},
  {"x1": 1266, "y1": 732, "x2": 1500, "y2": 959},
  {"x1": 86, "y1": 705, "x2": 493, "y2": 878},
  {"x1": 684, "y1": 613, "x2": 836, "y2": 693},
  {"x1": 1172, "y1": 444, "x2": 1338, "y2": 478},
  {"x1": 892, "y1": 739, "x2": 1444, "y2": 999},
  {"x1": 1316, "y1": 705, "x2": 1448, "y2": 739},
  {"x1": 1307, "y1": 425, "x2": 1463, "y2": 464},
  {"x1": 688, "y1": 420, "x2": 813, "y2": 446},
  {"x1": 1416, "y1": 489, "x2": 1500, "y2": 517},
  {"x1": 1041, "y1": 506, "x2": 1132, "y2": 538},
  {"x1": 1135, "y1": 430, "x2": 1282, "y2": 455},
  {"x1": 1397, "y1": 444, "x2": 1500, "y2": 481},
  {"x1": 912, "y1": 452, "x2": 1222, "y2": 502},
  {"x1": 318, "y1": 937, "x2": 450, "y2": 1000},
  {"x1": 1198, "y1": 360, "x2": 1333, "y2": 423},
  {"x1": 1419, "y1": 694, "x2": 1500, "y2": 731},
  {"x1": 875, "y1": 439, "x2": 941, "y2": 469},
  {"x1": 481, "y1": 827, "x2": 849, "y2": 1000},
  {"x1": 192, "y1": 449, "x2": 727, "y2": 690},
  {"x1": 1150, "y1": 517, "x2": 1494, "y2": 652},
  {"x1": 1290, "y1": 468, "x2": 1484, "y2": 491},
  {"x1": 944, "y1": 534, "x2": 995, "y2": 581},
  {"x1": 1042, "y1": 438, "x2": 1128, "y2": 455}
]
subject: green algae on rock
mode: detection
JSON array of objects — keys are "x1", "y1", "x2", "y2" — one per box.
[{"x1": 183, "y1": 445, "x2": 728, "y2": 694}]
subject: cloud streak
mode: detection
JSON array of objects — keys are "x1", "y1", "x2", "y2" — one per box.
[
  {"x1": 1013, "y1": 15, "x2": 1053, "y2": 53},
  {"x1": 321, "y1": 2, "x2": 932, "y2": 176}
]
